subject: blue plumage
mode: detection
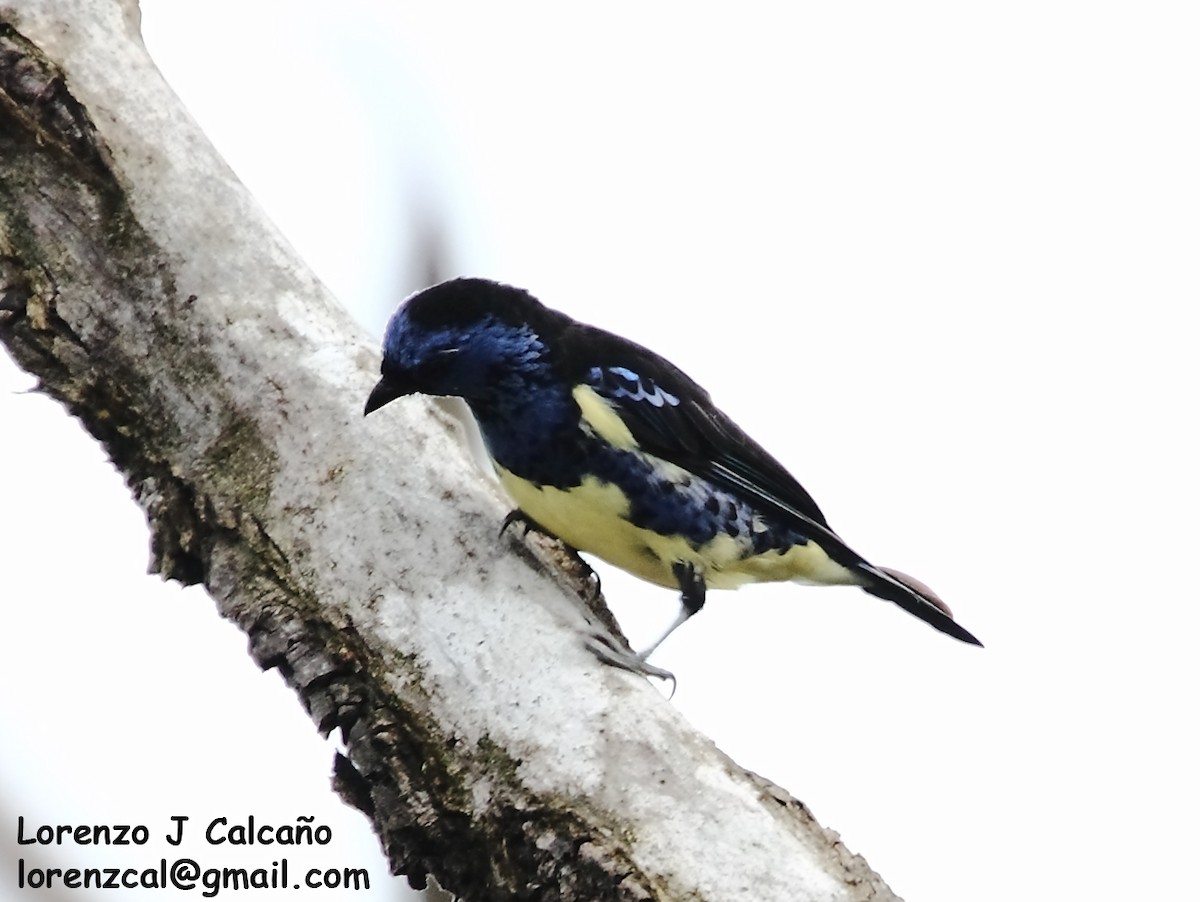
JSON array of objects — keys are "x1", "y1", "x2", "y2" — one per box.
[
  {"x1": 366, "y1": 277, "x2": 982, "y2": 673},
  {"x1": 380, "y1": 307, "x2": 579, "y2": 483}
]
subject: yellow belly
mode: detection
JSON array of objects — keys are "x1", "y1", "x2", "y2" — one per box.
[{"x1": 495, "y1": 464, "x2": 860, "y2": 591}]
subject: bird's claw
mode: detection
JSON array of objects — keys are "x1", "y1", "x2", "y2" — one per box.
[
  {"x1": 585, "y1": 631, "x2": 676, "y2": 696},
  {"x1": 503, "y1": 510, "x2": 656, "y2": 684},
  {"x1": 501, "y1": 509, "x2": 602, "y2": 602},
  {"x1": 499, "y1": 508, "x2": 535, "y2": 538}
]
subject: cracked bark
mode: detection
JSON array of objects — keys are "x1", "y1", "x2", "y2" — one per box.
[{"x1": 0, "y1": 3, "x2": 901, "y2": 900}]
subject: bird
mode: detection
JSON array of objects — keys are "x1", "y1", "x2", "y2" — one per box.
[{"x1": 365, "y1": 277, "x2": 981, "y2": 676}]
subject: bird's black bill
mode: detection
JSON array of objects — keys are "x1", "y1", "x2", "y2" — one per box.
[{"x1": 364, "y1": 377, "x2": 410, "y2": 416}]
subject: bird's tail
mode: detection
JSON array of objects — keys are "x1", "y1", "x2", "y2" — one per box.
[{"x1": 859, "y1": 564, "x2": 983, "y2": 646}]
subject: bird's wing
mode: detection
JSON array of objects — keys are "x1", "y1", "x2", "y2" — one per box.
[
  {"x1": 561, "y1": 324, "x2": 834, "y2": 535},
  {"x1": 560, "y1": 325, "x2": 983, "y2": 647}
]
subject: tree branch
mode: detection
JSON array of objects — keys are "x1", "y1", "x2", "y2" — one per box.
[{"x1": 0, "y1": 3, "x2": 899, "y2": 900}]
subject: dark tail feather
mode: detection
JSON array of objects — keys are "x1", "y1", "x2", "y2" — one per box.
[{"x1": 860, "y1": 564, "x2": 983, "y2": 647}]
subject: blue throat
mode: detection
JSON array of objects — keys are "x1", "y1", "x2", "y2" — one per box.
[{"x1": 469, "y1": 374, "x2": 586, "y2": 487}]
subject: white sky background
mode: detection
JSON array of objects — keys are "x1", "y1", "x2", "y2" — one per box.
[{"x1": 2, "y1": 2, "x2": 1198, "y2": 900}]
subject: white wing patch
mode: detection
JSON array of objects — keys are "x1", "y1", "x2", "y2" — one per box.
[{"x1": 587, "y1": 365, "x2": 680, "y2": 407}]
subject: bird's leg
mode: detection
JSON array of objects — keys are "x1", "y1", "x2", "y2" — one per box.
[
  {"x1": 501, "y1": 509, "x2": 673, "y2": 687},
  {"x1": 636, "y1": 561, "x2": 707, "y2": 661},
  {"x1": 500, "y1": 509, "x2": 602, "y2": 601}
]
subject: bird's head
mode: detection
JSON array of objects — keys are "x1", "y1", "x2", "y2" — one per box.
[{"x1": 365, "y1": 278, "x2": 566, "y2": 415}]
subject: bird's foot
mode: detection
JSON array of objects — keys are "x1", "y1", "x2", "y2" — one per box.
[
  {"x1": 500, "y1": 509, "x2": 602, "y2": 602},
  {"x1": 502, "y1": 510, "x2": 657, "y2": 684},
  {"x1": 499, "y1": 508, "x2": 540, "y2": 538},
  {"x1": 586, "y1": 630, "x2": 677, "y2": 696}
]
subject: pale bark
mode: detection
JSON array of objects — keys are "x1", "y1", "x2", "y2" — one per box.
[{"x1": 0, "y1": 2, "x2": 899, "y2": 900}]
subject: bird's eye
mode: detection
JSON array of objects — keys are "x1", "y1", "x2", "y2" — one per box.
[{"x1": 416, "y1": 346, "x2": 461, "y2": 380}]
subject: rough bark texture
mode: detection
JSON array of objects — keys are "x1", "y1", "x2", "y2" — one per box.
[{"x1": 0, "y1": 3, "x2": 900, "y2": 900}]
